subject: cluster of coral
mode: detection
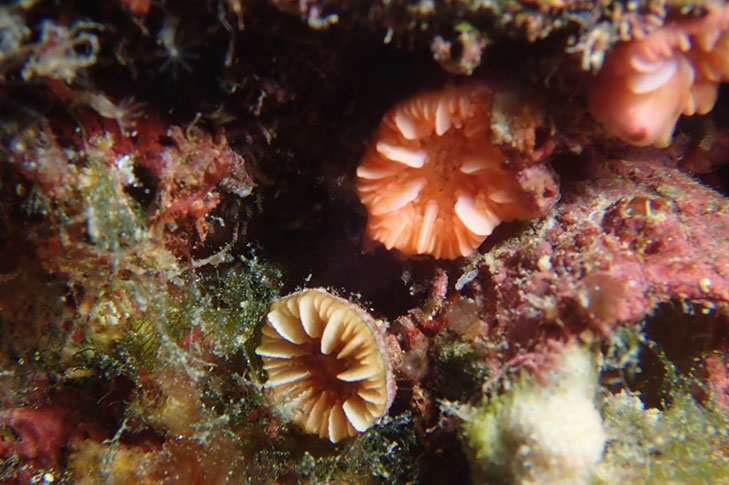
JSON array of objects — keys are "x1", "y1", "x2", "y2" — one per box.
[{"x1": 1, "y1": 0, "x2": 729, "y2": 484}]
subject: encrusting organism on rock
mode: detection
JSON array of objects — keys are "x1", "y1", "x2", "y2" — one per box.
[
  {"x1": 356, "y1": 82, "x2": 553, "y2": 259},
  {"x1": 463, "y1": 345, "x2": 606, "y2": 485},
  {"x1": 256, "y1": 289, "x2": 395, "y2": 443},
  {"x1": 588, "y1": 4, "x2": 729, "y2": 147}
]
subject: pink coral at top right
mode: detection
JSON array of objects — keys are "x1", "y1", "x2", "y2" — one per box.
[{"x1": 588, "y1": 4, "x2": 729, "y2": 147}]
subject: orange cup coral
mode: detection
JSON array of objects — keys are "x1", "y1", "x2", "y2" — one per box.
[
  {"x1": 255, "y1": 289, "x2": 395, "y2": 443},
  {"x1": 588, "y1": 6, "x2": 729, "y2": 147},
  {"x1": 356, "y1": 83, "x2": 550, "y2": 259}
]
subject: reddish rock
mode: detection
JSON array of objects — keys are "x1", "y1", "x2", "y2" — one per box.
[
  {"x1": 0, "y1": 389, "x2": 119, "y2": 483},
  {"x1": 472, "y1": 152, "x2": 729, "y2": 358}
]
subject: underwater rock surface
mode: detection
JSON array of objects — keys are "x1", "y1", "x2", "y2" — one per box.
[{"x1": 1, "y1": 0, "x2": 729, "y2": 484}]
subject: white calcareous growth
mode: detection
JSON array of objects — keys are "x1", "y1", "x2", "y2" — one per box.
[
  {"x1": 255, "y1": 289, "x2": 395, "y2": 443},
  {"x1": 464, "y1": 345, "x2": 606, "y2": 485}
]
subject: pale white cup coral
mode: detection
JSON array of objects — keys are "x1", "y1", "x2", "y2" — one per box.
[{"x1": 256, "y1": 289, "x2": 395, "y2": 443}]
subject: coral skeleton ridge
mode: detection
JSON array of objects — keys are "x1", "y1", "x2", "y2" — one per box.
[
  {"x1": 356, "y1": 83, "x2": 546, "y2": 259},
  {"x1": 256, "y1": 289, "x2": 394, "y2": 443}
]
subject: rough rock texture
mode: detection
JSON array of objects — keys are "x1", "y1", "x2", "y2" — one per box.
[{"x1": 477, "y1": 149, "x2": 729, "y2": 350}]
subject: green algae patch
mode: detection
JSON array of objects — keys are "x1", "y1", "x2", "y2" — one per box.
[{"x1": 594, "y1": 389, "x2": 729, "y2": 484}]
